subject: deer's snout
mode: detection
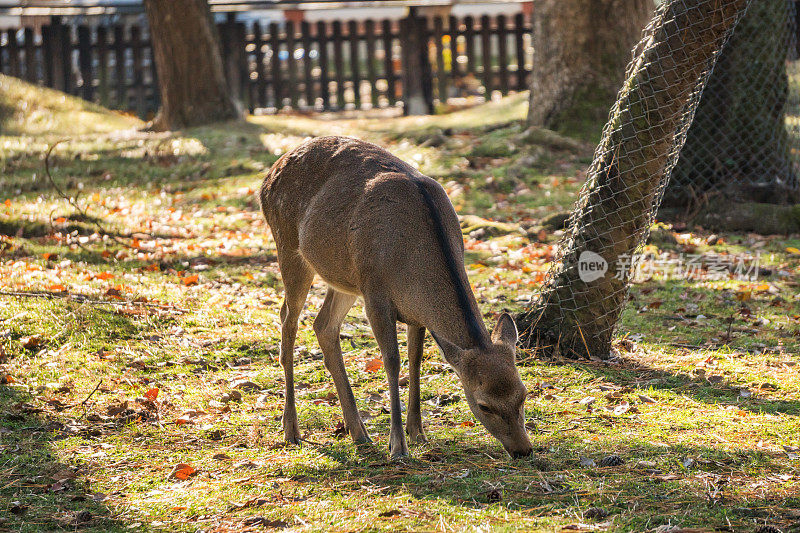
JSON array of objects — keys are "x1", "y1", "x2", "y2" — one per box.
[{"x1": 510, "y1": 447, "x2": 533, "y2": 459}]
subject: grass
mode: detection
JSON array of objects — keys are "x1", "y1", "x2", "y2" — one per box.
[{"x1": 1, "y1": 79, "x2": 799, "y2": 532}]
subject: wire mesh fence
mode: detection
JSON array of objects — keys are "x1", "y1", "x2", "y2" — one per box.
[
  {"x1": 665, "y1": 0, "x2": 800, "y2": 206},
  {"x1": 518, "y1": 0, "x2": 752, "y2": 358}
]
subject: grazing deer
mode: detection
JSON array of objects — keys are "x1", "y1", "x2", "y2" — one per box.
[{"x1": 259, "y1": 136, "x2": 532, "y2": 459}]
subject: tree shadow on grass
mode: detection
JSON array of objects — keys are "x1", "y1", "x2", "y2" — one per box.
[
  {"x1": 278, "y1": 433, "x2": 798, "y2": 531},
  {"x1": 531, "y1": 353, "x2": 800, "y2": 417},
  {"x1": 0, "y1": 382, "x2": 131, "y2": 531}
]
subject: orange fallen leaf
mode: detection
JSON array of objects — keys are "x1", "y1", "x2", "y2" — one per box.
[
  {"x1": 365, "y1": 358, "x2": 383, "y2": 373},
  {"x1": 47, "y1": 283, "x2": 67, "y2": 292},
  {"x1": 181, "y1": 274, "x2": 199, "y2": 286},
  {"x1": 170, "y1": 463, "x2": 196, "y2": 481},
  {"x1": 144, "y1": 263, "x2": 160, "y2": 272},
  {"x1": 3, "y1": 199, "x2": 10, "y2": 207},
  {"x1": 460, "y1": 420, "x2": 475, "y2": 427},
  {"x1": 736, "y1": 290, "x2": 752, "y2": 302},
  {"x1": 95, "y1": 272, "x2": 114, "y2": 281},
  {"x1": 144, "y1": 388, "x2": 159, "y2": 401}
]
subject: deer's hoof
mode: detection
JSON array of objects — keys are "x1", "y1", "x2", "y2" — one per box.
[
  {"x1": 390, "y1": 448, "x2": 411, "y2": 461},
  {"x1": 283, "y1": 419, "x2": 301, "y2": 445},
  {"x1": 354, "y1": 434, "x2": 373, "y2": 445},
  {"x1": 407, "y1": 426, "x2": 427, "y2": 443}
]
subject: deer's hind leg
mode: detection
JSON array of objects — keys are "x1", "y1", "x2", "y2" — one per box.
[
  {"x1": 277, "y1": 251, "x2": 314, "y2": 445},
  {"x1": 406, "y1": 324, "x2": 427, "y2": 443},
  {"x1": 314, "y1": 287, "x2": 370, "y2": 443}
]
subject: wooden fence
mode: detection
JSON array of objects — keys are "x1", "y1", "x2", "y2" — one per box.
[{"x1": 0, "y1": 13, "x2": 532, "y2": 117}]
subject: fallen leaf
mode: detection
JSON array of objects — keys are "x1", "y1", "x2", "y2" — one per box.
[
  {"x1": 144, "y1": 388, "x2": 159, "y2": 401},
  {"x1": 20, "y1": 335, "x2": 43, "y2": 350},
  {"x1": 365, "y1": 358, "x2": 383, "y2": 372},
  {"x1": 169, "y1": 463, "x2": 196, "y2": 481},
  {"x1": 181, "y1": 274, "x2": 199, "y2": 286}
]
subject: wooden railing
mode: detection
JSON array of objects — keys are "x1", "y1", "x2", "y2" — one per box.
[{"x1": 0, "y1": 13, "x2": 532, "y2": 117}]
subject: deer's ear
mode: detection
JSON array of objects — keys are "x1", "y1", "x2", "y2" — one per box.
[
  {"x1": 431, "y1": 331, "x2": 462, "y2": 369},
  {"x1": 491, "y1": 313, "x2": 518, "y2": 348}
]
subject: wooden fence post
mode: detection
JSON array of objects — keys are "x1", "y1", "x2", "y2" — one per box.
[
  {"x1": 400, "y1": 8, "x2": 433, "y2": 115},
  {"x1": 317, "y1": 21, "x2": 331, "y2": 109},
  {"x1": 364, "y1": 19, "x2": 378, "y2": 108},
  {"x1": 381, "y1": 19, "x2": 396, "y2": 106},
  {"x1": 286, "y1": 21, "x2": 299, "y2": 109},
  {"x1": 23, "y1": 27, "x2": 36, "y2": 83},
  {"x1": 480, "y1": 15, "x2": 493, "y2": 100},
  {"x1": 269, "y1": 21, "x2": 282, "y2": 109},
  {"x1": 332, "y1": 20, "x2": 346, "y2": 108},
  {"x1": 301, "y1": 20, "x2": 314, "y2": 108},
  {"x1": 8, "y1": 28, "x2": 20, "y2": 78},
  {"x1": 348, "y1": 19, "x2": 361, "y2": 109},
  {"x1": 77, "y1": 25, "x2": 93, "y2": 101},
  {"x1": 113, "y1": 25, "x2": 126, "y2": 109},
  {"x1": 96, "y1": 26, "x2": 110, "y2": 107}
]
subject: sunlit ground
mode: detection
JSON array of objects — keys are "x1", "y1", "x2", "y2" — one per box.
[{"x1": 1, "y1": 74, "x2": 799, "y2": 532}]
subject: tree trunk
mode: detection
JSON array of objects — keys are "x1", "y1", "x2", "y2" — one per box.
[
  {"x1": 527, "y1": 0, "x2": 653, "y2": 139},
  {"x1": 518, "y1": 0, "x2": 752, "y2": 358},
  {"x1": 666, "y1": 0, "x2": 796, "y2": 205},
  {"x1": 143, "y1": 0, "x2": 242, "y2": 130},
  {"x1": 401, "y1": 9, "x2": 434, "y2": 116}
]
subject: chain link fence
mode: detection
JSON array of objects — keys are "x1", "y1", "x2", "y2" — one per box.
[
  {"x1": 518, "y1": 0, "x2": 752, "y2": 358},
  {"x1": 665, "y1": 0, "x2": 800, "y2": 206}
]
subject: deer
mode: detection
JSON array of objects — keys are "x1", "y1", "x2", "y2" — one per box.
[{"x1": 259, "y1": 136, "x2": 533, "y2": 460}]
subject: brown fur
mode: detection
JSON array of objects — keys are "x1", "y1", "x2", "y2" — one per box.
[{"x1": 259, "y1": 136, "x2": 532, "y2": 458}]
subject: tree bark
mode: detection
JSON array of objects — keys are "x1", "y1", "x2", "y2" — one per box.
[
  {"x1": 527, "y1": 0, "x2": 653, "y2": 139},
  {"x1": 666, "y1": 0, "x2": 796, "y2": 205},
  {"x1": 401, "y1": 9, "x2": 434, "y2": 116},
  {"x1": 143, "y1": 0, "x2": 242, "y2": 130},
  {"x1": 518, "y1": 0, "x2": 752, "y2": 358}
]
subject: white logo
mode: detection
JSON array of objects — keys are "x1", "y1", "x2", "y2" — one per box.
[{"x1": 578, "y1": 251, "x2": 608, "y2": 282}]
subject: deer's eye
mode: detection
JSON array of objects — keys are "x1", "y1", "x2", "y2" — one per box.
[{"x1": 478, "y1": 403, "x2": 492, "y2": 414}]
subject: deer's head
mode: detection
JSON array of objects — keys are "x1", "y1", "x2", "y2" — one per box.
[{"x1": 434, "y1": 313, "x2": 533, "y2": 458}]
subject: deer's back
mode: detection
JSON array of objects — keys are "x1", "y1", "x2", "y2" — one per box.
[{"x1": 260, "y1": 137, "x2": 467, "y2": 315}]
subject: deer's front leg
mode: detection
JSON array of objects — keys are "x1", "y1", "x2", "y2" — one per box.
[
  {"x1": 314, "y1": 287, "x2": 370, "y2": 444},
  {"x1": 364, "y1": 298, "x2": 409, "y2": 459},
  {"x1": 406, "y1": 324, "x2": 427, "y2": 443}
]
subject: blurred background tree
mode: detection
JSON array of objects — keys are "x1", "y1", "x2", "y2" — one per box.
[
  {"x1": 143, "y1": 0, "x2": 241, "y2": 130},
  {"x1": 527, "y1": 0, "x2": 653, "y2": 139}
]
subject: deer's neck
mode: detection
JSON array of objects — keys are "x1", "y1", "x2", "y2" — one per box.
[{"x1": 427, "y1": 295, "x2": 490, "y2": 350}]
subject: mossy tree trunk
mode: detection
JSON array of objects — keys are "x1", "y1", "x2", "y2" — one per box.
[
  {"x1": 527, "y1": 0, "x2": 653, "y2": 139},
  {"x1": 143, "y1": 0, "x2": 242, "y2": 131},
  {"x1": 518, "y1": 0, "x2": 752, "y2": 358},
  {"x1": 667, "y1": 0, "x2": 795, "y2": 205}
]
